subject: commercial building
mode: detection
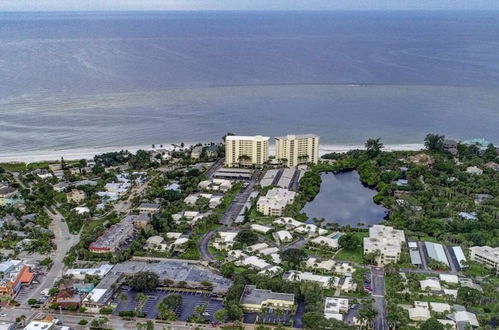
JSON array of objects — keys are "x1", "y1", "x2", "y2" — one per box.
[
  {"x1": 363, "y1": 225, "x2": 406, "y2": 265},
  {"x1": 275, "y1": 134, "x2": 319, "y2": 167},
  {"x1": 88, "y1": 219, "x2": 135, "y2": 253},
  {"x1": 240, "y1": 285, "x2": 295, "y2": 312},
  {"x1": 65, "y1": 264, "x2": 113, "y2": 280},
  {"x1": 256, "y1": 188, "x2": 296, "y2": 217},
  {"x1": 0, "y1": 262, "x2": 34, "y2": 299},
  {"x1": 225, "y1": 135, "x2": 269, "y2": 167},
  {"x1": 469, "y1": 246, "x2": 499, "y2": 275}
]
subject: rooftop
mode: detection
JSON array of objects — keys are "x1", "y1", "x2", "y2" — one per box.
[{"x1": 240, "y1": 285, "x2": 294, "y2": 305}]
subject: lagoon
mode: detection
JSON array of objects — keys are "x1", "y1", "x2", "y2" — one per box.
[{"x1": 302, "y1": 171, "x2": 389, "y2": 227}]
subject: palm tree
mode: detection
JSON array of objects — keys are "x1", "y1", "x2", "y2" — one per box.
[{"x1": 365, "y1": 138, "x2": 383, "y2": 158}]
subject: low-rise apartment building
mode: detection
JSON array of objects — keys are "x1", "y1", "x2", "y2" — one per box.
[
  {"x1": 88, "y1": 219, "x2": 135, "y2": 253},
  {"x1": 257, "y1": 188, "x2": 296, "y2": 216},
  {"x1": 363, "y1": 225, "x2": 405, "y2": 265},
  {"x1": 469, "y1": 246, "x2": 499, "y2": 275}
]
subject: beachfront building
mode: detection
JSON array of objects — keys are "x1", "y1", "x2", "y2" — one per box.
[
  {"x1": 469, "y1": 246, "x2": 499, "y2": 275},
  {"x1": 363, "y1": 225, "x2": 405, "y2": 265},
  {"x1": 256, "y1": 188, "x2": 296, "y2": 217},
  {"x1": 275, "y1": 134, "x2": 319, "y2": 167},
  {"x1": 225, "y1": 135, "x2": 269, "y2": 167},
  {"x1": 240, "y1": 285, "x2": 295, "y2": 312}
]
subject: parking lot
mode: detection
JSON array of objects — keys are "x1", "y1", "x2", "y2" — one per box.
[
  {"x1": 243, "y1": 300, "x2": 306, "y2": 328},
  {"x1": 114, "y1": 288, "x2": 224, "y2": 322}
]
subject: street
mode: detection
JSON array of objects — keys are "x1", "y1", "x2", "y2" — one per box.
[{"x1": 371, "y1": 267, "x2": 388, "y2": 330}]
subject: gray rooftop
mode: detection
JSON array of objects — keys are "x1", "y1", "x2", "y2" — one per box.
[{"x1": 240, "y1": 285, "x2": 294, "y2": 305}]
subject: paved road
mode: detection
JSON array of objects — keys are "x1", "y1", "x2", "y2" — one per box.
[
  {"x1": 417, "y1": 241, "x2": 428, "y2": 270},
  {"x1": 20, "y1": 208, "x2": 80, "y2": 307},
  {"x1": 206, "y1": 158, "x2": 224, "y2": 178},
  {"x1": 282, "y1": 236, "x2": 306, "y2": 251},
  {"x1": 199, "y1": 230, "x2": 217, "y2": 261},
  {"x1": 371, "y1": 267, "x2": 388, "y2": 330},
  {"x1": 443, "y1": 245, "x2": 457, "y2": 273},
  {"x1": 220, "y1": 180, "x2": 257, "y2": 226}
]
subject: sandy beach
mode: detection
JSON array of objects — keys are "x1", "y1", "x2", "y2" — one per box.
[{"x1": 0, "y1": 143, "x2": 424, "y2": 164}]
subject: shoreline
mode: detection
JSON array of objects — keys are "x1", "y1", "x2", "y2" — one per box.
[{"x1": 0, "y1": 143, "x2": 424, "y2": 164}]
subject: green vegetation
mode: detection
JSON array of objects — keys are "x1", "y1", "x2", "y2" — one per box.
[{"x1": 126, "y1": 271, "x2": 160, "y2": 292}]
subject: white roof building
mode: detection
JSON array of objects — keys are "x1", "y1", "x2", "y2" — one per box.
[
  {"x1": 324, "y1": 297, "x2": 349, "y2": 317},
  {"x1": 258, "y1": 247, "x2": 280, "y2": 256},
  {"x1": 429, "y1": 302, "x2": 451, "y2": 313},
  {"x1": 239, "y1": 256, "x2": 271, "y2": 270},
  {"x1": 466, "y1": 166, "x2": 483, "y2": 175},
  {"x1": 283, "y1": 271, "x2": 338, "y2": 288},
  {"x1": 273, "y1": 230, "x2": 293, "y2": 245},
  {"x1": 294, "y1": 224, "x2": 327, "y2": 236},
  {"x1": 257, "y1": 188, "x2": 296, "y2": 217},
  {"x1": 212, "y1": 231, "x2": 239, "y2": 250},
  {"x1": 273, "y1": 217, "x2": 304, "y2": 229},
  {"x1": 420, "y1": 278, "x2": 442, "y2": 291},
  {"x1": 469, "y1": 245, "x2": 499, "y2": 275},
  {"x1": 310, "y1": 235, "x2": 339, "y2": 249},
  {"x1": 408, "y1": 307, "x2": 431, "y2": 321},
  {"x1": 65, "y1": 264, "x2": 113, "y2": 280},
  {"x1": 439, "y1": 274, "x2": 459, "y2": 284},
  {"x1": 250, "y1": 224, "x2": 273, "y2": 234},
  {"x1": 454, "y1": 311, "x2": 479, "y2": 327},
  {"x1": 246, "y1": 242, "x2": 269, "y2": 253},
  {"x1": 364, "y1": 225, "x2": 405, "y2": 265}
]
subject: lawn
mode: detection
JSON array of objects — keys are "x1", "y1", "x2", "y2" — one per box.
[
  {"x1": 334, "y1": 247, "x2": 364, "y2": 264},
  {"x1": 0, "y1": 162, "x2": 26, "y2": 171}
]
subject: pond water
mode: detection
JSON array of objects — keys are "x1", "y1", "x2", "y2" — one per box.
[{"x1": 301, "y1": 171, "x2": 389, "y2": 227}]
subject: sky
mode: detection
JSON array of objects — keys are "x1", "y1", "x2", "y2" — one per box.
[{"x1": 2, "y1": 0, "x2": 499, "y2": 11}]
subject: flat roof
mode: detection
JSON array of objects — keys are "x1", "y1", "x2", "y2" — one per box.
[
  {"x1": 410, "y1": 250, "x2": 422, "y2": 265},
  {"x1": 226, "y1": 135, "x2": 269, "y2": 141},
  {"x1": 275, "y1": 133, "x2": 319, "y2": 140},
  {"x1": 425, "y1": 242, "x2": 449, "y2": 266},
  {"x1": 240, "y1": 285, "x2": 294, "y2": 305}
]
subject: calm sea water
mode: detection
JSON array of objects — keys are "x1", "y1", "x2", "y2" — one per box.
[
  {"x1": 302, "y1": 171, "x2": 389, "y2": 227},
  {"x1": 1, "y1": 11, "x2": 499, "y2": 153}
]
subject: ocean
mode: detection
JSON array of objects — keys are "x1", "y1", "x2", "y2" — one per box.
[{"x1": 1, "y1": 11, "x2": 499, "y2": 156}]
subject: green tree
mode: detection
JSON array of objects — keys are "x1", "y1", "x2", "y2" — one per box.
[
  {"x1": 213, "y1": 308, "x2": 228, "y2": 323},
  {"x1": 338, "y1": 233, "x2": 361, "y2": 250},
  {"x1": 235, "y1": 230, "x2": 259, "y2": 246},
  {"x1": 280, "y1": 248, "x2": 308, "y2": 268},
  {"x1": 424, "y1": 133, "x2": 446, "y2": 152},
  {"x1": 126, "y1": 271, "x2": 159, "y2": 291},
  {"x1": 420, "y1": 317, "x2": 444, "y2": 330},
  {"x1": 483, "y1": 143, "x2": 498, "y2": 161},
  {"x1": 457, "y1": 287, "x2": 481, "y2": 307},
  {"x1": 365, "y1": 138, "x2": 383, "y2": 158}
]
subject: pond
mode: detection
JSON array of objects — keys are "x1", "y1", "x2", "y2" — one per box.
[{"x1": 301, "y1": 171, "x2": 389, "y2": 227}]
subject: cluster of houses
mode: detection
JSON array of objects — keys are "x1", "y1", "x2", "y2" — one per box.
[
  {"x1": 0, "y1": 259, "x2": 35, "y2": 303},
  {"x1": 211, "y1": 215, "x2": 357, "y2": 294},
  {"x1": 88, "y1": 203, "x2": 159, "y2": 253},
  {"x1": 0, "y1": 181, "x2": 23, "y2": 208}
]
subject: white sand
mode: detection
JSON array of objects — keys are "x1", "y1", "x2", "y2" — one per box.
[{"x1": 0, "y1": 142, "x2": 424, "y2": 164}]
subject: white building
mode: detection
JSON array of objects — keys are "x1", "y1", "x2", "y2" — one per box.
[
  {"x1": 469, "y1": 245, "x2": 499, "y2": 275},
  {"x1": 310, "y1": 235, "x2": 340, "y2": 249},
  {"x1": 439, "y1": 274, "x2": 459, "y2": 284},
  {"x1": 283, "y1": 271, "x2": 338, "y2": 288},
  {"x1": 420, "y1": 278, "x2": 442, "y2": 291},
  {"x1": 273, "y1": 230, "x2": 293, "y2": 245},
  {"x1": 212, "y1": 231, "x2": 239, "y2": 251},
  {"x1": 239, "y1": 256, "x2": 271, "y2": 270},
  {"x1": 363, "y1": 225, "x2": 405, "y2": 265},
  {"x1": 275, "y1": 134, "x2": 320, "y2": 167},
  {"x1": 324, "y1": 297, "x2": 349, "y2": 316},
  {"x1": 466, "y1": 166, "x2": 483, "y2": 175},
  {"x1": 250, "y1": 224, "x2": 273, "y2": 234},
  {"x1": 294, "y1": 224, "x2": 327, "y2": 237},
  {"x1": 225, "y1": 135, "x2": 269, "y2": 167},
  {"x1": 245, "y1": 243, "x2": 269, "y2": 253},
  {"x1": 257, "y1": 188, "x2": 296, "y2": 217},
  {"x1": 273, "y1": 217, "x2": 304, "y2": 229},
  {"x1": 65, "y1": 264, "x2": 113, "y2": 280}
]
